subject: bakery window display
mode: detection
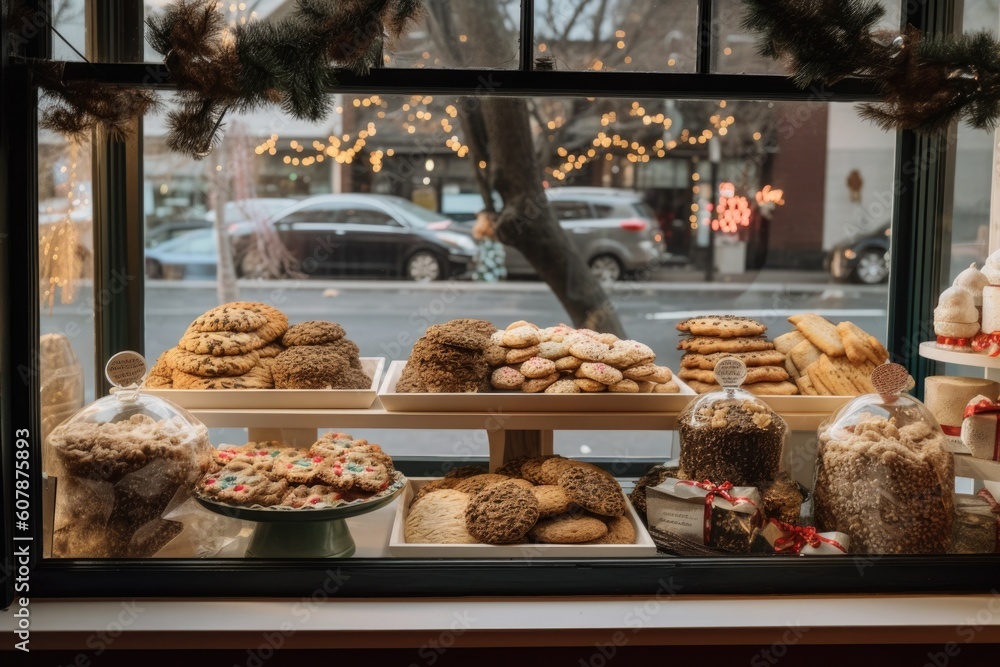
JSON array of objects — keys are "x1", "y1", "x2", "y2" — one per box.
[
  {"x1": 47, "y1": 385, "x2": 213, "y2": 558},
  {"x1": 814, "y1": 364, "x2": 954, "y2": 554},
  {"x1": 391, "y1": 456, "x2": 655, "y2": 556}
]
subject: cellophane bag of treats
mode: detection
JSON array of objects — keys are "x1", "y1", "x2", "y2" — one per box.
[
  {"x1": 47, "y1": 388, "x2": 213, "y2": 558},
  {"x1": 813, "y1": 364, "x2": 954, "y2": 555},
  {"x1": 677, "y1": 359, "x2": 789, "y2": 487}
]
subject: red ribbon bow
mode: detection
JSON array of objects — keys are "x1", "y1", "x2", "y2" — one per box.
[
  {"x1": 768, "y1": 518, "x2": 847, "y2": 555},
  {"x1": 963, "y1": 399, "x2": 1000, "y2": 461},
  {"x1": 677, "y1": 480, "x2": 759, "y2": 545}
]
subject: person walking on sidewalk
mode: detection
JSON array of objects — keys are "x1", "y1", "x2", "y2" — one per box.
[{"x1": 471, "y1": 210, "x2": 507, "y2": 283}]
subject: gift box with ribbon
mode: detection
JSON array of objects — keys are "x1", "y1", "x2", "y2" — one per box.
[
  {"x1": 960, "y1": 395, "x2": 1000, "y2": 461},
  {"x1": 750, "y1": 518, "x2": 850, "y2": 555},
  {"x1": 645, "y1": 478, "x2": 763, "y2": 554}
]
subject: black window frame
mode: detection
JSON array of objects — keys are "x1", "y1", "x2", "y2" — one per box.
[{"x1": 2, "y1": 0, "x2": 988, "y2": 606}]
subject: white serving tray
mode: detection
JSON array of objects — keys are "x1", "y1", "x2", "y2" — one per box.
[
  {"x1": 378, "y1": 360, "x2": 696, "y2": 413},
  {"x1": 389, "y1": 478, "x2": 657, "y2": 558},
  {"x1": 143, "y1": 357, "x2": 385, "y2": 410}
]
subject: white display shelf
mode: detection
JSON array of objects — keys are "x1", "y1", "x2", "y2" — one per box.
[
  {"x1": 919, "y1": 342, "x2": 1000, "y2": 369},
  {"x1": 188, "y1": 401, "x2": 833, "y2": 432}
]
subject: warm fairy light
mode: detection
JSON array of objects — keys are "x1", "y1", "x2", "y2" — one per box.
[
  {"x1": 713, "y1": 182, "x2": 752, "y2": 233},
  {"x1": 755, "y1": 185, "x2": 786, "y2": 206}
]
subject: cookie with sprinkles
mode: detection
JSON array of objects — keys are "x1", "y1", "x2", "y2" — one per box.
[
  {"x1": 200, "y1": 464, "x2": 289, "y2": 507},
  {"x1": 280, "y1": 484, "x2": 345, "y2": 509},
  {"x1": 272, "y1": 450, "x2": 330, "y2": 485},
  {"x1": 318, "y1": 451, "x2": 394, "y2": 493}
]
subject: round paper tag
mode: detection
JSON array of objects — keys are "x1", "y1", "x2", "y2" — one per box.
[
  {"x1": 105, "y1": 351, "x2": 147, "y2": 388},
  {"x1": 870, "y1": 362, "x2": 909, "y2": 395},
  {"x1": 714, "y1": 357, "x2": 747, "y2": 388}
]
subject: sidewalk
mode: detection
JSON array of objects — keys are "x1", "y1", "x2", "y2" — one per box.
[{"x1": 144, "y1": 267, "x2": 884, "y2": 294}]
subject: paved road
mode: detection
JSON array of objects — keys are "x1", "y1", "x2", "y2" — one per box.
[{"x1": 40, "y1": 278, "x2": 887, "y2": 459}]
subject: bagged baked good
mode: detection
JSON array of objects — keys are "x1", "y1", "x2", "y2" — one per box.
[
  {"x1": 950, "y1": 491, "x2": 999, "y2": 554},
  {"x1": 40, "y1": 333, "x2": 85, "y2": 473},
  {"x1": 813, "y1": 363, "x2": 954, "y2": 554},
  {"x1": 48, "y1": 365, "x2": 212, "y2": 557},
  {"x1": 749, "y1": 519, "x2": 849, "y2": 555},
  {"x1": 677, "y1": 358, "x2": 788, "y2": 486},
  {"x1": 646, "y1": 478, "x2": 763, "y2": 554}
]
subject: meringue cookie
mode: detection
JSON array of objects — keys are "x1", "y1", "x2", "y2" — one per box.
[
  {"x1": 953, "y1": 263, "x2": 989, "y2": 306},
  {"x1": 935, "y1": 287, "x2": 980, "y2": 340}
]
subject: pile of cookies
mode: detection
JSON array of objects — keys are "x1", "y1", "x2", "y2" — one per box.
[
  {"x1": 676, "y1": 316, "x2": 798, "y2": 395},
  {"x1": 198, "y1": 432, "x2": 399, "y2": 508},
  {"x1": 396, "y1": 319, "x2": 498, "y2": 393},
  {"x1": 775, "y1": 314, "x2": 889, "y2": 396},
  {"x1": 404, "y1": 456, "x2": 635, "y2": 545},
  {"x1": 487, "y1": 321, "x2": 680, "y2": 394},
  {"x1": 143, "y1": 301, "x2": 370, "y2": 390},
  {"x1": 272, "y1": 321, "x2": 369, "y2": 389}
]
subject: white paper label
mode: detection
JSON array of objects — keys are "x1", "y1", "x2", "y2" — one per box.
[
  {"x1": 713, "y1": 357, "x2": 747, "y2": 388},
  {"x1": 105, "y1": 351, "x2": 146, "y2": 387}
]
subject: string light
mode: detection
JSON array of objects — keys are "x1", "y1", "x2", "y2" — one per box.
[{"x1": 40, "y1": 142, "x2": 83, "y2": 310}]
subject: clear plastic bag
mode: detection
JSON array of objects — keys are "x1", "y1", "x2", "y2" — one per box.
[
  {"x1": 814, "y1": 366, "x2": 954, "y2": 554},
  {"x1": 48, "y1": 388, "x2": 212, "y2": 557}
]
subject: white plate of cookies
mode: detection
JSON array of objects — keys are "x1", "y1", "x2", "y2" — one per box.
[
  {"x1": 389, "y1": 476, "x2": 656, "y2": 558},
  {"x1": 144, "y1": 357, "x2": 385, "y2": 410},
  {"x1": 378, "y1": 360, "x2": 695, "y2": 413}
]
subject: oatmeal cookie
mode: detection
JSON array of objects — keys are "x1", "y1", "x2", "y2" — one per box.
[
  {"x1": 281, "y1": 320, "x2": 346, "y2": 346},
  {"x1": 557, "y1": 467, "x2": 626, "y2": 517},
  {"x1": 464, "y1": 481, "x2": 540, "y2": 544},
  {"x1": 530, "y1": 514, "x2": 608, "y2": 544},
  {"x1": 187, "y1": 303, "x2": 269, "y2": 333},
  {"x1": 172, "y1": 364, "x2": 273, "y2": 389}
]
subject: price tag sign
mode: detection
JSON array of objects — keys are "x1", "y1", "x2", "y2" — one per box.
[
  {"x1": 105, "y1": 351, "x2": 147, "y2": 388},
  {"x1": 714, "y1": 357, "x2": 747, "y2": 388}
]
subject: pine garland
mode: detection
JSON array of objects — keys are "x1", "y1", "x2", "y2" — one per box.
[
  {"x1": 742, "y1": 0, "x2": 1000, "y2": 133},
  {"x1": 13, "y1": 0, "x2": 421, "y2": 156}
]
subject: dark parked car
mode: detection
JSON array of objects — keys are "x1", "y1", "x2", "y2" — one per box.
[
  {"x1": 828, "y1": 224, "x2": 891, "y2": 284},
  {"x1": 147, "y1": 196, "x2": 478, "y2": 281},
  {"x1": 236, "y1": 194, "x2": 477, "y2": 281}
]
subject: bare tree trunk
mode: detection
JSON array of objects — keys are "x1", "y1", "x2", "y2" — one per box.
[
  {"x1": 424, "y1": 0, "x2": 625, "y2": 335},
  {"x1": 209, "y1": 154, "x2": 239, "y2": 304},
  {"x1": 480, "y1": 98, "x2": 624, "y2": 335}
]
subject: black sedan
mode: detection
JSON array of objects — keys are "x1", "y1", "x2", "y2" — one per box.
[{"x1": 828, "y1": 224, "x2": 891, "y2": 284}]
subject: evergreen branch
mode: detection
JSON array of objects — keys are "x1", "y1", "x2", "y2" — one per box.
[
  {"x1": 11, "y1": 0, "x2": 422, "y2": 155},
  {"x1": 742, "y1": 0, "x2": 1000, "y2": 132}
]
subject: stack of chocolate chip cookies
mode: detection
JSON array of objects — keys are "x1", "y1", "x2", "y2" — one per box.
[
  {"x1": 676, "y1": 316, "x2": 798, "y2": 395},
  {"x1": 149, "y1": 301, "x2": 289, "y2": 389},
  {"x1": 395, "y1": 319, "x2": 499, "y2": 393},
  {"x1": 403, "y1": 456, "x2": 635, "y2": 546},
  {"x1": 199, "y1": 432, "x2": 398, "y2": 508},
  {"x1": 271, "y1": 320, "x2": 370, "y2": 389},
  {"x1": 144, "y1": 302, "x2": 372, "y2": 391},
  {"x1": 486, "y1": 320, "x2": 680, "y2": 394}
]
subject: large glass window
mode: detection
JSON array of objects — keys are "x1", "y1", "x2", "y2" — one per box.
[{"x1": 20, "y1": 0, "x2": 995, "y2": 583}]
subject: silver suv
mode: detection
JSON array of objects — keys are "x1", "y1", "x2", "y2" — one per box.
[{"x1": 504, "y1": 188, "x2": 665, "y2": 281}]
